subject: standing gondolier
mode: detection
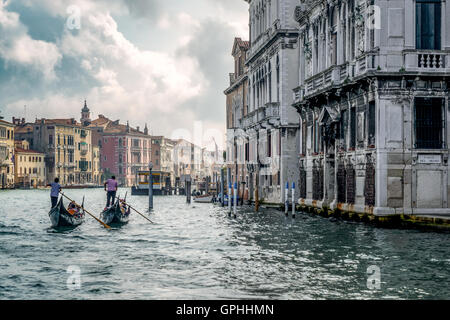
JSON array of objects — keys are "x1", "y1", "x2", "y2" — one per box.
[
  {"x1": 49, "y1": 178, "x2": 61, "y2": 208},
  {"x1": 104, "y1": 176, "x2": 118, "y2": 208}
]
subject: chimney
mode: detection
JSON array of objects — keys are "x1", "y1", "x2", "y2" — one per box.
[
  {"x1": 136, "y1": 126, "x2": 140, "y2": 132},
  {"x1": 21, "y1": 118, "x2": 25, "y2": 124},
  {"x1": 126, "y1": 121, "x2": 130, "y2": 133}
]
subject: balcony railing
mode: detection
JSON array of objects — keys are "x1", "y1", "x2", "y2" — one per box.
[
  {"x1": 418, "y1": 53, "x2": 445, "y2": 68},
  {"x1": 295, "y1": 54, "x2": 378, "y2": 103},
  {"x1": 404, "y1": 50, "x2": 450, "y2": 72},
  {"x1": 240, "y1": 102, "x2": 280, "y2": 129}
]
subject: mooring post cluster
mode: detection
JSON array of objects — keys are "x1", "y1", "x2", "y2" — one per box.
[
  {"x1": 233, "y1": 182, "x2": 237, "y2": 219},
  {"x1": 284, "y1": 182, "x2": 296, "y2": 219}
]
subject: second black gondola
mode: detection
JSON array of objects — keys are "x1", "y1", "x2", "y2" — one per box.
[{"x1": 101, "y1": 198, "x2": 130, "y2": 225}]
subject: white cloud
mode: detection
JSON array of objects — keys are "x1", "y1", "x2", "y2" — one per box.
[
  {"x1": 0, "y1": 0, "x2": 249, "y2": 150},
  {"x1": 0, "y1": 3, "x2": 62, "y2": 79}
]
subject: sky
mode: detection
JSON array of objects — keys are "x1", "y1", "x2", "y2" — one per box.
[{"x1": 0, "y1": 0, "x2": 249, "y2": 150}]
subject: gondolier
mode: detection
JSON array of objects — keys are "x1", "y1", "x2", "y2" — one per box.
[
  {"x1": 104, "y1": 176, "x2": 118, "y2": 208},
  {"x1": 49, "y1": 178, "x2": 61, "y2": 208}
]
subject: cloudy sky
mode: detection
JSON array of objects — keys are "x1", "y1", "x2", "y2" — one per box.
[{"x1": 0, "y1": 0, "x2": 249, "y2": 149}]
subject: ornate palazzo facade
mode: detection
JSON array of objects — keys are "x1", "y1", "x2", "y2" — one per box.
[
  {"x1": 235, "y1": 0, "x2": 300, "y2": 204},
  {"x1": 293, "y1": 0, "x2": 450, "y2": 217}
]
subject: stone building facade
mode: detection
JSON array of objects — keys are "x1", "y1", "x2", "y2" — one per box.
[
  {"x1": 14, "y1": 140, "x2": 46, "y2": 188},
  {"x1": 225, "y1": 37, "x2": 250, "y2": 200},
  {"x1": 293, "y1": 0, "x2": 450, "y2": 218},
  {"x1": 0, "y1": 119, "x2": 15, "y2": 189},
  {"x1": 21, "y1": 118, "x2": 94, "y2": 185},
  {"x1": 239, "y1": 0, "x2": 301, "y2": 204},
  {"x1": 89, "y1": 116, "x2": 152, "y2": 187}
]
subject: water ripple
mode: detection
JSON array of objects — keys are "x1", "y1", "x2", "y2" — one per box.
[{"x1": 0, "y1": 188, "x2": 449, "y2": 299}]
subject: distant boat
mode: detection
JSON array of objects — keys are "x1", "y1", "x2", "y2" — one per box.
[
  {"x1": 101, "y1": 198, "x2": 130, "y2": 225},
  {"x1": 193, "y1": 194, "x2": 213, "y2": 203},
  {"x1": 48, "y1": 197, "x2": 85, "y2": 228}
]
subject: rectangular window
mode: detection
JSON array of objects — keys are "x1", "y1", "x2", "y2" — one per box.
[
  {"x1": 313, "y1": 120, "x2": 319, "y2": 154},
  {"x1": 349, "y1": 108, "x2": 356, "y2": 149},
  {"x1": 267, "y1": 131, "x2": 272, "y2": 157},
  {"x1": 415, "y1": 97, "x2": 444, "y2": 149},
  {"x1": 245, "y1": 142, "x2": 249, "y2": 161},
  {"x1": 416, "y1": 0, "x2": 441, "y2": 50},
  {"x1": 368, "y1": 102, "x2": 376, "y2": 146}
]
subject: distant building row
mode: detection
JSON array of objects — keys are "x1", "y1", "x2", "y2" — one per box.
[{"x1": 1, "y1": 101, "x2": 222, "y2": 190}]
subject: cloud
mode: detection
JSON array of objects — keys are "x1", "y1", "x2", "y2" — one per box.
[
  {"x1": 123, "y1": 0, "x2": 160, "y2": 21},
  {"x1": 0, "y1": 2, "x2": 62, "y2": 79},
  {"x1": 0, "y1": 0, "x2": 249, "y2": 150}
]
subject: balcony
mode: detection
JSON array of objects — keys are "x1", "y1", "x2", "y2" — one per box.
[
  {"x1": 240, "y1": 102, "x2": 280, "y2": 129},
  {"x1": 80, "y1": 142, "x2": 88, "y2": 156},
  {"x1": 404, "y1": 50, "x2": 450, "y2": 72}
]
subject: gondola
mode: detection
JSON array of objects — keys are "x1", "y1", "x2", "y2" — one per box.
[
  {"x1": 101, "y1": 196, "x2": 130, "y2": 225},
  {"x1": 48, "y1": 196, "x2": 85, "y2": 228}
]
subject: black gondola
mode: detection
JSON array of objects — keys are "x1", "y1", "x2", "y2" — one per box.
[
  {"x1": 48, "y1": 196, "x2": 85, "y2": 228},
  {"x1": 101, "y1": 197, "x2": 130, "y2": 225}
]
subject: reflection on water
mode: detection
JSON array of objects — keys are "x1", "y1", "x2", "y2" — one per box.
[{"x1": 0, "y1": 188, "x2": 449, "y2": 299}]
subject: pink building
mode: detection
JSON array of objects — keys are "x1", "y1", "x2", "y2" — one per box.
[{"x1": 88, "y1": 115, "x2": 152, "y2": 186}]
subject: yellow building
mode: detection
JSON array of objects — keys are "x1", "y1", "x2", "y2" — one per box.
[
  {"x1": 0, "y1": 119, "x2": 15, "y2": 189},
  {"x1": 92, "y1": 145, "x2": 102, "y2": 185},
  {"x1": 74, "y1": 126, "x2": 93, "y2": 184},
  {"x1": 15, "y1": 118, "x2": 94, "y2": 186},
  {"x1": 14, "y1": 140, "x2": 45, "y2": 188}
]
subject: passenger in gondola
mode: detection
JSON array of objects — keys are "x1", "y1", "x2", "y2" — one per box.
[
  {"x1": 49, "y1": 178, "x2": 61, "y2": 208},
  {"x1": 119, "y1": 199, "x2": 129, "y2": 215},
  {"x1": 104, "y1": 175, "x2": 118, "y2": 208},
  {"x1": 68, "y1": 201, "x2": 80, "y2": 216}
]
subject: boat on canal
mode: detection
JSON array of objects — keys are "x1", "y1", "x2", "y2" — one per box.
[
  {"x1": 193, "y1": 194, "x2": 214, "y2": 203},
  {"x1": 48, "y1": 197, "x2": 85, "y2": 228},
  {"x1": 101, "y1": 198, "x2": 130, "y2": 225}
]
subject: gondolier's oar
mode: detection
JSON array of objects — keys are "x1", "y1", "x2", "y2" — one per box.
[
  {"x1": 60, "y1": 192, "x2": 111, "y2": 229},
  {"x1": 115, "y1": 196, "x2": 154, "y2": 224}
]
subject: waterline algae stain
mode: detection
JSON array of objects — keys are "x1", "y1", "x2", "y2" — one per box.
[{"x1": 0, "y1": 188, "x2": 449, "y2": 299}]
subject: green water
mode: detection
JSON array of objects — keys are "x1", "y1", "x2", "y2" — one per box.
[{"x1": 0, "y1": 188, "x2": 449, "y2": 299}]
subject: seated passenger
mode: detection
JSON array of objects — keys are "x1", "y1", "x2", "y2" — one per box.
[{"x1": 68, "y1": 201, "x2": 80, "y2": 216}]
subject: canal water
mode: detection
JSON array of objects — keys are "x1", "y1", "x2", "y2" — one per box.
[{"x1": 0, "y1": 188, "x2": 449, "y2": 299}]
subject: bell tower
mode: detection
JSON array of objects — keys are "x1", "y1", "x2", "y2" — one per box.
[{"x1": 81, "y1": 100, "x2": 91, "y2": 126}]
